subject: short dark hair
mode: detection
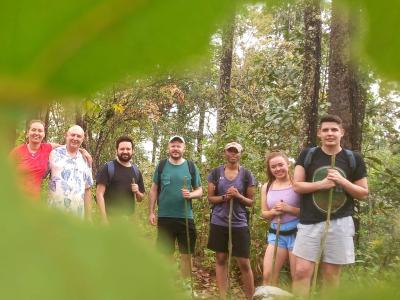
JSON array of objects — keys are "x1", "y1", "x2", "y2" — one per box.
[
  {"x1": 319, "y1": 114, "x2": 343, "y2": 126},
  {"x1": 116, "y1": 136, "x2": 134, "y2": 149}
]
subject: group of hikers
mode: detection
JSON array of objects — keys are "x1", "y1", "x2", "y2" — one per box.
[{"x1": 10, "y1": 114, "x2": 368, "y2": 299}]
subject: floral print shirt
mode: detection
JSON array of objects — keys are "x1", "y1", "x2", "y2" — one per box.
[{"x1": 48, "y1": 146, "x2": 93, "y2": 218}]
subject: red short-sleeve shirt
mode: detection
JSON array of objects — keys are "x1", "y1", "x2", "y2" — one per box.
[{"x1": 10, "y1": 143, "x2": 53, "y2": 198}]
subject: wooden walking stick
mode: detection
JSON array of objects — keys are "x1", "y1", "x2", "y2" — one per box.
[
  {"x1": 311, "y1": 154, "x2": 336, "y2": 298},
  {"x1": 183, "y1": 176, "x2": 194, "y2": 298},
  {"x1": 227, "y1": 194, "x2": 234, "y2": 300},
  {"x1": 270, "y1": 200, "x2": 283, "y2": 286}
]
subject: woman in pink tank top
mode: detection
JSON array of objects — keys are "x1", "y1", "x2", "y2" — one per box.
[{"x1": 260, "y1": 151, "x2": 300, "y2": 286}]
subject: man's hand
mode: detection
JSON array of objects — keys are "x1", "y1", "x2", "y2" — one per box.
[
  {"x1": 181, "y1": 188, "x2": 191, "y2": 200},
  {"x1": 319, "y1": 176, "x2": 336, "y2": 190},
  {"x1": 326, "y1": 168, "x2": 346, "y2": 186},
  {"x1": 131, "y1": 183, "x2": 139, "y2": 194},
  {"x1": 149, "y1": 212, "x2": 157, "y2": 226}
]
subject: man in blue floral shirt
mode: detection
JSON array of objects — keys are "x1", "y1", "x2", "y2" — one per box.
[{"x1": 48, "y1": 125, "x2": 93, "y2": 220}]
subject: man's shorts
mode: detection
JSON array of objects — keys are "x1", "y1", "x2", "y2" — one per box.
[
  {"x1": 207, "y1": 223, "x2": 251, "y2": 258},
  {"x1": 267, "y1": 219, "x2": 299, "y2": 251},
  {"x1": 292, "y1": 216, "x2": 355, "y2": 264},
  {"x1": 157, "y1": 217, "x2": 196, "y2": 255}
]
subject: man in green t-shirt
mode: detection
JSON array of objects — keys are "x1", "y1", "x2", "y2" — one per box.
[{"x1": 149, "y1": 136, "x2": 203, "y2": 278}]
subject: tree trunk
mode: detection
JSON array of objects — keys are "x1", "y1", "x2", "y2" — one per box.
[
  {"x1": 151, "y1": 122, "x2": 159, "y2": 164},
  {"x1": 75, "y1": 102, "x2": 87, "y2": 149},
  {"x1": 328, "y1": 0, "x2": 365, "y2": 245},
  {"x1": 328, "y1": 0, "x2": 365, "y2": 151},
  {"x1": 217, "y1": 16, "x2": 235, "y2": 133},
  {"x1": 327, "y1": 0, "x2": 352, "y2": 148},
  {"x1": 301, "y1": 0, "x2": 321, "y2": 148},
  {"x1": 196, "y1": 100, "x2": 206, "y2": 160}
]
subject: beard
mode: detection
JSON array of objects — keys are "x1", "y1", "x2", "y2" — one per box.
[
  {"x1": 117, "y1": 153, "x2": 132, "y2": 162},
  {"x1": 169, "y1": 151, "x2": 183, "y2": 159}
]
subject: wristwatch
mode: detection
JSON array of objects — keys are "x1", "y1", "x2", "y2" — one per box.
[{"x1": 221, "y1": 195, "x2": 226, "y2": 202}]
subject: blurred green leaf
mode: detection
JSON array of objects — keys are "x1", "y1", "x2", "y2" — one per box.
[
  {"x1": 0, "y1": 154, "x2": 186, "y2": 299},
  {"x1": 346, "y1": 0, "x2": 400, "y2": 81},
  {"x1": 0, "y1": 0, "x2": 234, "y2": 103}
]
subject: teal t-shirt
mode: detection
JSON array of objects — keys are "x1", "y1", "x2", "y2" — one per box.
[{"x1": 153, "y1": 159, "x2": 201, "y2": 219}]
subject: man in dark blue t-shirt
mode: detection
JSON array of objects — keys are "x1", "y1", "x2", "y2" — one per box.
[{"x1": 292, "y1": 115, "x2": 368, "y2": 297}]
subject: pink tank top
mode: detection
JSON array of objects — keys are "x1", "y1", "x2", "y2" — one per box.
[{"x1": 266, "y1": 185, "x2": 300, "y2": 224}]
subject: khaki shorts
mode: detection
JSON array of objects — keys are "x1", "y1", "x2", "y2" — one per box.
[{"x1": 292, "y1": 216, "x2": 355, "y2": 264}]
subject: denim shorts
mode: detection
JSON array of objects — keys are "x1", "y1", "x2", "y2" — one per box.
[{"x1": 267, "y1": 219, "x2": 299, "y2": 251}]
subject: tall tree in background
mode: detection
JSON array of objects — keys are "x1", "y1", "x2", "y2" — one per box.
[
  {"x1": 75, "y1": 103, "x2": 87, "y2": 148},
  {"x1": 327, "y1": 0, "x2": 365, "y2": 151},
  {"x1": 328, "y1": 0, "x2": 366, "y2": 245},
  {"x1": 301, "y1": 0, "x2": 321, "y2": 147},
  {"x1": 196, "y1": 100, "x2": 206, "y2": 160},
  {"x1": 217, "y1": 16, "x2": 236, "y2": 133}
]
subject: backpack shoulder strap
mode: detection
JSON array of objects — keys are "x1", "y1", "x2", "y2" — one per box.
[
  {"x1": 187, "y1": 160, "x2": 196, "y2": 188},
  {"x1": 131, "y1": 164, "x2": 140, "y2": 183},
  {"x1": 211, "y1": 166, "x2": 221, "y2": 183},
  {"x1": 210, "y1": 166, "x2": 221, "y2": 196},
  {"x1": 304, "y1": 146, "x2": 318, "y2": 169},
  {"x1": 211, "y1": 166, "x2": 221, "y2": 184},
  {"x1": 242, "y1": 167, "x2": 253, "y2": 197},
  {"x1": 157, "y1": 159, "x2": 168, "y2": 196},
  {"x1": 210, "y1": 167, "x2": 222, "y2": 211},
  {"x1": 343, "y1": 149, "x2": 356, "y2": 172},
  {"x1": 157, "y1": 159, "x2": 167, "y2": 181},
  {"x1": 106, "y1": 161, "x2": 115, "y2": 183}
]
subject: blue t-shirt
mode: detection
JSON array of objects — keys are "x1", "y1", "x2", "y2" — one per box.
[{"x1": 208, "y1": 166, "x2": 256, "y2": 228}]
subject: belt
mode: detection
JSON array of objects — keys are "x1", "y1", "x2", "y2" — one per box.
[{"x1": 268, "y1": 227, "x2": 297, "y2": 236}]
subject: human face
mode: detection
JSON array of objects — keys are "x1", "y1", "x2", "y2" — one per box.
[
  {"x1": 269, "y1": 156, "x2": 289, "y2": 180},
  {"x1": 116, "y1": 141, "x2": 133, "y2": 162},
  {"x1": 27, "y1": 122, "x2": 45, "y2": 144},
  {"x1": 224, "y1": 147, "x2": 241, "y2": 164},
  {"x1": 65, "y1": 127, "x2": 84, "y2": 151},
  {"x1": 168, "y1": 141, "x2": 185, "y2": 160},
  {"x1": 317, "y1": 121, "x2": 344, "y2": 148}
]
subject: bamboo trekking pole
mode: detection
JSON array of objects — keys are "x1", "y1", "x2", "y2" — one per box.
[
  {"x1": 183, "y1": 176, "x2": 194, "y2": 298},
  {"x1": 270, "y1": 200, "x2": 283, "y2": 286},
  {"x1": 310, "y1": 154, "x2": 336, "y2": 298},
  {"x1": 227, "y1": 195, "x2": 234, "y2": 300}
]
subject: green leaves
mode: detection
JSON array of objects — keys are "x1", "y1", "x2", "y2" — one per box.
[
  {"x1": 0, "y1": 0, "x2": 234, "y2": 103},
  {"x1": 0, "y1": 156, "x2": 186, "y2": 299},
  {"x1": 344, "y1": 0, "x2": 400, "y2": 81}
]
